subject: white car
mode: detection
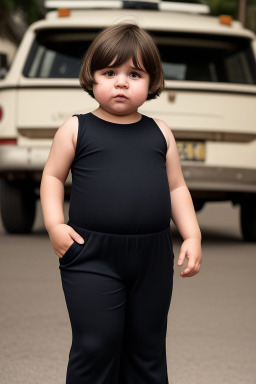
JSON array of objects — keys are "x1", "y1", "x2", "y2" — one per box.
[{"x1": 0, "y1": 0, "x2": 256, "y2": 240}]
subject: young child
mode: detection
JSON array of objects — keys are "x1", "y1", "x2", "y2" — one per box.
[{"x1": 40, "y1": 22, "x2": 202, "y2": 384}]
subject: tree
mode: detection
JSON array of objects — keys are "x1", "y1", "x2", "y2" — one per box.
[
  {"x1": 0, "y1": 0, "x2": 44, "y2": 45},
  {"x1": 0, "y1": 0, "x2": 44, "y2": 25}
]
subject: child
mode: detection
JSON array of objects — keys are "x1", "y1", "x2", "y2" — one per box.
[{"x1": 40, "y1": 22, "x2": 202, "y2": 384}]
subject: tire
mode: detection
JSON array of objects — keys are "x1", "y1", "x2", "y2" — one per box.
[
  {"x1": 240, "y1": 198, "x2": 256, "y2": 242},
  {"x1": 0, "y1": 179, "x2": 36, "y2": 233}
]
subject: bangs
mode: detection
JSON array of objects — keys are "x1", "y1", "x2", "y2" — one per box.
[{"x1": 92, "y1": 32, "x2": 146, "y2": 72}]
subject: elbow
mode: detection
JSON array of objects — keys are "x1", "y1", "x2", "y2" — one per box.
[{"x1": 170, "y1": 183, "x2": 187, "y2": 193}]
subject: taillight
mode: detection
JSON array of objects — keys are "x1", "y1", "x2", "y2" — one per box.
[{"x1": 0, "y1": 138, "x2": 17, "y2": 145}]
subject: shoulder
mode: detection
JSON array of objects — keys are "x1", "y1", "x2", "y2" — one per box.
[
  {"x1": 152, "y1": 117, "x2": 175, "y2": 150},
  {"x1": 58, "y1": 115, "x2": 78, "y2": 133},
  {"x1": 56, "y1": 116, "x2": 79, "y2": 150}
]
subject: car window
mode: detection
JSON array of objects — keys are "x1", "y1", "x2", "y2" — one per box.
[
  {"x1": 154, "y1": 32, "x2": 256, "y2": 84},
  {"x1": 22, "y1": 28, "x2": 256, "y2": 85},
  {"x1": 23, "y1": 29, "x2": 99, "y2": 79}
]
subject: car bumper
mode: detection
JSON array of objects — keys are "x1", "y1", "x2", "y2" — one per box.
[
  {"x1": 0, "y1": 146, "x2": 256, "y2": 192},
  {"x1": 181, "y1": 163, "x2": 256, "y2": 192},
  {"x1": 0, "y1": 145, "x2": 49, "y2": 171}
]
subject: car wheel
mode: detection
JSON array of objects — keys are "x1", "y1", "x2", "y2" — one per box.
[
  {"x1": 240, "y1": 197, "x2": 256, "y2": 242},
  {"x1": 0, "y1": 179, "x2": 36, "y2": 233}
]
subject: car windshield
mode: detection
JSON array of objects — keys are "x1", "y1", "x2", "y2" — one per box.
[{"x1": 23, "y1": 28, "x2": 256, "y2": 84}]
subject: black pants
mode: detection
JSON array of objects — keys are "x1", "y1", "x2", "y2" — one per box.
[{"x1": 59, "y1": 221, "x2": 175, "y2": 384}]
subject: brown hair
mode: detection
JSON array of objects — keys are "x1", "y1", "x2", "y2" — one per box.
[{"x1": 79, "y1": 22, "x2": 165, "y2": 101}]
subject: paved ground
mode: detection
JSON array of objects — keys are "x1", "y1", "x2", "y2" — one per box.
[{"x1": 1, "y1": 201, "x2": 255, "y2": 384}]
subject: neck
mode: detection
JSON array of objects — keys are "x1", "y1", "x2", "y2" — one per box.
[{"x1": 92, "y1": 108, "x2": 141, "y2": 124}]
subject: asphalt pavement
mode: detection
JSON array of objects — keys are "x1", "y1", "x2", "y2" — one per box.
[{"x1": 1, "y1": 201, "x2": 255, "y2": 384}]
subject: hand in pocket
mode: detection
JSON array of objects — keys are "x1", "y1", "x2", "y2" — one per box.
[{"x1": 48, "y1": 223, "x2": 85, "y2": 258}]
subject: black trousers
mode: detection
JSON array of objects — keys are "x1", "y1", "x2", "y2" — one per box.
[{"x1": 59, "y1": 221, "x2": 175, "y2": 384}]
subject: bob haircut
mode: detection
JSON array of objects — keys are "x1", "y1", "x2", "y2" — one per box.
[{"x1": 79, "y1": 22, "x2": 165, "y2": 101}]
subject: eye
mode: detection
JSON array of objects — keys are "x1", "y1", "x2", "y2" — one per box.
[
  {"x1": 102, "y1": 70, "x2": 142, "y2": 78},
  {"x1": 130, "y1": 72, "x2": 141, "y2": 78},
  {"x1": 103, "y1": 70, "x2": 115, "y2": 77}
]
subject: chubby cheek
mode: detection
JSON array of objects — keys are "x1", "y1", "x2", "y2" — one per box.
[
  {"x1": 93, "y1": 85, "x2": 110, "y2": 102},
  {"x1": 131, "y1": 88, "x2": 149, "y2": 103}
]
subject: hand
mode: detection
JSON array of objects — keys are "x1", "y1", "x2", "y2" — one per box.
[
  {"x1": 48, "y1": 224, "x2": 84, "y2": 258},
  {"x1": 177, "y1": 238, "x2": 202, "y2": 278}
]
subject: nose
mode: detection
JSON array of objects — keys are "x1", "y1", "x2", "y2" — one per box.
[{"x1": 115, "y1": 74, "x2": 128, "y2": 88}]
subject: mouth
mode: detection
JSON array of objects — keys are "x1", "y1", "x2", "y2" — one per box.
[{"x1": 114, "y1": 94, "x2": 128, "y2": 99}]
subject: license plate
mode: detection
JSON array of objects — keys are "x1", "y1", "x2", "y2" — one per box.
[{"x1": 177, "y1": 141, "x2": 205, "y2": 161}]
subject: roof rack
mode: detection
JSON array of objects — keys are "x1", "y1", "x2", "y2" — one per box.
[{"x1": 44, "y1": 1, "x2": 210, "y2": 15}]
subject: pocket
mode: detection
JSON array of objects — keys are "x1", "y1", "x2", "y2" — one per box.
[{"x1": 59, "y1": 240, "x2": 78, "y2": 263}]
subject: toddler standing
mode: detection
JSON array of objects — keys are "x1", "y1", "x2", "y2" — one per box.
[{"x1": 40, "y1": 22, "x2": 202, "y2": 384}]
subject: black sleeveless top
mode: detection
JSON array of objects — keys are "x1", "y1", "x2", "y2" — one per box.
[{"x1": 68, "y1": 112, "x2": 171, "y2": 234}]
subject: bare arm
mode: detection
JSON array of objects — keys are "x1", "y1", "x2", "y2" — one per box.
[
  {"x1": 40, "y1": 116, "x2": 84, "y2": 257},
  {"x1": 155, "y1": 118, "x2": 202, "y2": 277},
  {"x1": 40, "y1": 175, "x2": 65, "y2": 232},
  {"x1": 170, "y1": 185, "x2": 201, "y2": 240}
]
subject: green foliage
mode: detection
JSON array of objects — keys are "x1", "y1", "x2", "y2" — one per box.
[
  {"x1": 207, "y1": 0, "x2": 256, "y2": 17},
  {"x1": 207, "y1": 0, "x2": 237, "y2": 17},
  {"x1": 0, "y1": 0, "x2": 44, "y2": 25}
]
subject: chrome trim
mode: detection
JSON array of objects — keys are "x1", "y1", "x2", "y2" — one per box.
[
  {"x1": 173, "y1": 131, "x2": 256, "y2": 143},
  {"x1": 181, "y1": 164, "x2": 256, "y2": 192},
  {"x1": 17, "y1": 127, "x2": 256, "y2": 143}
]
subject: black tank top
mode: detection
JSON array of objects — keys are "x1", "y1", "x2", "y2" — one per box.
[{"x1": 68, "y1": 112, "x2": 171, "y2": 234}]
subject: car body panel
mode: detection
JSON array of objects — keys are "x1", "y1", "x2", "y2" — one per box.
[{"x1": 0, "y1": 6, "x2": 256, "y2": 198}]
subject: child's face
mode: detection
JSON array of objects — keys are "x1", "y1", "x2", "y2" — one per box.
[{"x1": 92, "y1": 56, "x2": 150, "y2": 116}]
